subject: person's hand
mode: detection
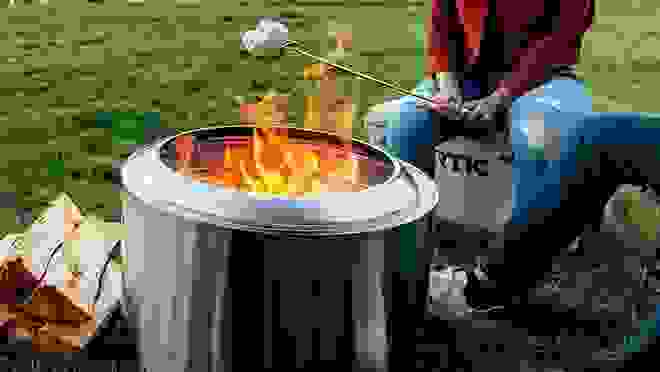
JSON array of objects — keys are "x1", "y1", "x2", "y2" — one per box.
[
  {"x1": 416, "y1": 94, "x2": 463, "y2": 120},
  {"x1": 462, "y1": 92, "x2": 512, "y2": 122}
]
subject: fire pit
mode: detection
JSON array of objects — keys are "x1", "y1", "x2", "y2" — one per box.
[{"x1": 120, "y1": 124, "x2": 439, "y2": 371}]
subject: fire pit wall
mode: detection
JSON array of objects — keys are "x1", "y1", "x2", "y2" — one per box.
[{"x1": 120, "y1": 125, "x2": 439, "y2": 372}]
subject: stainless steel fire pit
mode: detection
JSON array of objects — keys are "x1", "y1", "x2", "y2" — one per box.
[{"x1": 120, "y1": 124, "x2": 439, "y2": 372}]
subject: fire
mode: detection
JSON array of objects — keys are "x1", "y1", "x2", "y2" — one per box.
[
  {"x1": 175, "y1": 95, "x2": 362, "y2": 197},
  {"x1": 176, "y1": 56, "x2": 361, "y2": 196}
]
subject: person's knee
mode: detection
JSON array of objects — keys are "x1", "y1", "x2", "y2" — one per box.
[
  {"x1": 509, "y1": 96, "x2": 553, "y2": 146},
  {"x1": 528, "y1": 79, "x2": 593, "y2": 113},
  {"x1": 510, "y1": 93, "x2": 588, "y2": 161}
]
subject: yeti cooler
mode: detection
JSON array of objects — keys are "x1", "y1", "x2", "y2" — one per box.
[{"x1": 434, "y1": 130, "x2": 513, "y2": 234}]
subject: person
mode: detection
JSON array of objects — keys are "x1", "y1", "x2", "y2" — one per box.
[
  {"x1": 363, "y1": 0, "x2": 657, "y2": 325},
  {"x1": 367, "y1": 0, "x2": 595, "y2": 174},
  {"x1": 389, "y1": 3, "x2": 660, "y2": 349}
]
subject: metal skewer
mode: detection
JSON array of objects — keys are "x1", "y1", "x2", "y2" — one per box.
[{"x1": 283, "y1": 40, "x2": 468, "y2": 116}]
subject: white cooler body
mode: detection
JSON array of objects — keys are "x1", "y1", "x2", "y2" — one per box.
[{"x1": 433, "y1": 133, "x2": 513, "y2": 233}]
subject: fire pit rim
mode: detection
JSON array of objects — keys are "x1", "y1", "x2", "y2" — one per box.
[
  {"x1": 159, "y1": 123, "x2": 402, "y2": 192},
  {"x1": 121, "y1": 124, "x2": 438, "y2": 236}
]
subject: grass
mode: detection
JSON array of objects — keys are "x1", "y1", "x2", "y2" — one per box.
[{"x1": 0, "y1": 0, "x2": 658, "y2": 236}]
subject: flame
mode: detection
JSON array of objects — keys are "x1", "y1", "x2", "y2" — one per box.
[
  {"x1": 177, "y1": 62, "x2": 361, "y2": 196},
  {"x1": 176, "y1": 95, "x2": 362, "y2": 197}
]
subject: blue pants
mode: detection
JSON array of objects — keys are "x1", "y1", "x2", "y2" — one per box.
[
  {"x1": 497, "y1": 110, "x2": 660, "y2": 294},
  {"x1": 379, "y1": 78, "x2": 594, "y2": 226}
]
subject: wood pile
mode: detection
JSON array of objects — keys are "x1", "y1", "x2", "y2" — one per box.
[{"x1": 0, "y1": 193, "x2": 124, "y2": 352}]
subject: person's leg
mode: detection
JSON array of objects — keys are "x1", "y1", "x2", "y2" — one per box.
[
  {"x1": 483, "y1": 78, "x2": 609, "y2": 295},
  {"x1": 509, "y1": 78, "x2": 595, "y2": 225},
  {"x1": 488, "y1": 113, "x2": 660, "y2": 349},
  {"x1": 490, "y1": 109, "x2": 660, "y2": 301},
  {"x1": 365, "y1": 79, "x2": 438, "y2": 175}
]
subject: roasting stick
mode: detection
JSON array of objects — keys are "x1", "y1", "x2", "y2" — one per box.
[
  {"x1": 284, "y1": 40, "x2": 469, "y2": 117},
  {"x1": 285, "y1": 41, "x2": 422, "y2": 100}
]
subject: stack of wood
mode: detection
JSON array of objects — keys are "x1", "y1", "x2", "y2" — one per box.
[{"x1": 0, "y1": 193, "x2": 124, "y2": 352}]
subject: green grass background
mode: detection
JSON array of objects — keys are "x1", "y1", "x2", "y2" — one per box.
[{"x1": 0, "y1": 0, "x2": 658, "y2": 236}]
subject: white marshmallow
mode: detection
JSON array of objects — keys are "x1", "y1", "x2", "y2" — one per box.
[
  {"x1": 241, "y1": 30, "x2": 265, "y2": 52},
  {"x1": 241, "y1": 19, "x2": 289, "y2": 52},
  {"x1": 256, "y1": 18, "x2": 288, "y2": 37}
]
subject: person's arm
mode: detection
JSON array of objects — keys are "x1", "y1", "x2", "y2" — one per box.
[
  {"x1": 427, "y1": 0, "x2": 463, "y2": 99},
  {"x1": 494, "y1": 0, "x2": 594, "y2": 99}
]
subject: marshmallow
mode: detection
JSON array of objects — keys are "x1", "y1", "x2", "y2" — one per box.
[
  {"x1": 241, "y1": 19, "x2": 289, "y2": 52},
  {"x1": 256, "y1": 18, "x2": 288, "y2": 35},
  {"x1": 241, "y1": 30, "x2": 266, "y2": 52}
]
